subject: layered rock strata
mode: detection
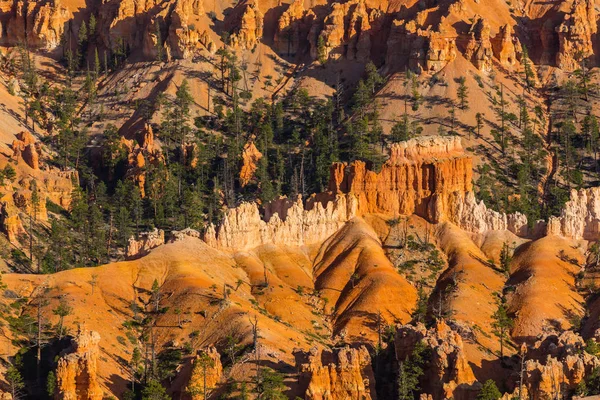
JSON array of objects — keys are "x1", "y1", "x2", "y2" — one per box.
[
  {"x1": 296, "y1": 346, "x2": 376, "y2": 400},
  {"x1": 226, "y1": 0, "x2": 263, "y2": 49},
  {"x1": 386, "y1": 15, "x2": 458, "y2": 74},
  {"x1": 2, "y1": 0, "x2": 70, "y2": 49},
  {"x1": 492, "y1": 24, "x2": 519, "y2": 68},
  {"x1": 274, "y1": 0, "x2": 315, "y2": 57}
]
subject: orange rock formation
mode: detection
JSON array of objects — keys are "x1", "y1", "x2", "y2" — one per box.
[
  {"x1": 297, "y1": 346, "x2": 376, "y2": 400},
  {"x1": 396, "y1": 321, "x2": 479, "y2": 399},
  {"x1": 187, "y1": 347, "x2": 223, "y2": 399},
  {"x1": 126, "y1": 228, "x2": 165, "y2": 258},
  {"x1": 239, "y1": 141, "x2": 262, "y2": 187},
  {"x1": 555, "y1": 0, "x2": 597, "y2": 71},
  {"x1": 55, "y1": 328, "x2": 103, "y2": 400}
]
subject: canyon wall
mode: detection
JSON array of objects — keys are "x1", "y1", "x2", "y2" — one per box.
[{"x1": 0, "y1": 0, "x2": 595, "y2": 70}]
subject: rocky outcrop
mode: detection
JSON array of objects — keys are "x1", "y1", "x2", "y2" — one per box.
[
  {"x1": 226, "y1": 0, "x2": 263, "y2": 49},
  {"x1": 329, "y1": 136, "x2": 471, "y2": 223},
  {"x1": 386, "y1": 16, "x2": 457, "y2": 74},
  {"x1": 204, "y1": 194, "x2": 357, "y2": 251},
  {"x1": 3, "y1": 0, "x2": 70, "y2": 49},
  {"x1": 310, "y1": 0, "x2": 381, "y2": 62},
  {"x1": 55, "y1": 329, "x2": 103, "y2": 400},
  {"x1": 512, "y1": 331, "x2": 600, "y2": 399},
  {"x1": 171, "y1": 228, "x2": 201, "y2": 242},
  {"x1": 555, "y1": 0, "x2": 597, "y2": 71},
  {"x1": 492, "y1": 24, "x2": 519, "y2": 68},
  {"x1": 206, "y1": 137, "x2": 529, "y2": 252},
  {"x1": 12, "y1": 131, "x2": 39, "y2": 170},
  {"x1": 274, "y1": 0, "x2": 314, "y2": 57},
  {"x1": 187, "y1": 347, "x2": 223, "y2": 399},
  {"x1": 395, "y1": 321, "x2": 479, "y2": 399},
  {"x1": 296, "y1": 346, "x2": 376, "y2": 400},
  {"x1": 546, "y1": 187, "x2": 600, "y2": 240},
  {"x1": 447, "y1": 191, "x2": 528, "y2": 236},
  {"x1": 239, "y1": 142, "x2": 262, "y2": 187},
  {"x1": 121, "y1": 124, "x2": 164, "y2": 197},
  {"x1": 126, "y1": 228, "x2": 165, "y2": 258},
  {"x1": 0, "y1": 198, "x2": 25, "y2": 243},
  {"x1": 464, "y1": 16, "x2": 493, "y2": 72},
  {"x1": 166, "y1": 0, "x2": 204, "y2": 59}
]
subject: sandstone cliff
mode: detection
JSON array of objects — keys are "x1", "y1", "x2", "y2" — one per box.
[
  {"x1": 491, "y1": 24, "x2": 519, "y2": 68},
  {"x1": 206, "y1": 137, "x2": 528, "y2": 252},
  {"x1": 297, "y1": 346, "x2": 376, "y2": 400},
  {"x1": 274, "y1": 0, "x2": 314, "y2": 57},
  {"x1": 329, "y1": 136, "x2": 471, "y2": 221},
  {"x1": 120, "y1": 124, "x2": 164, "y2": 197},
  {"x1": 55, "y1": 328, "x2": 103, "y2": 400},
  {"x1": 464, "y1": 16, "x2": 493, "y2": 72}
]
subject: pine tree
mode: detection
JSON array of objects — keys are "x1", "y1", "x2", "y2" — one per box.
[
  {"x1": 52, "y1": 298, "x2": 72, "y2": 340},
  {"x1": 477, "y1": 380, "x2": 502, "y2": 400},
  {"x1": 456, "y1": 76, "x2": 469, "y2": 110},
  {"x1": 142, "y1": 379, "x2": 169, "y2": 400},
  {"x1": 476, "y1": 112, "x2": 484, "y2": 138},
  {"x1": 88, "y1": 14, "x2": 97, "y2": 37},
  {"x1": 94, "y1": 47, "x2": 101, "y2": 78},
  {"x1": 154, "y1": 20, "x2": 164, "y2": 62},
  {"x1": 522, "y1": 45, "x2": 535, "y2": 88},
  {"x1": 317, "y1": 36, "x2": 327, "y2": 65},
  {"x1": 46, "y1": 370, "x2": 56, "y2": 397},
  {"x1": 398, "y1": 341, "x2": 428, "y2": 400},
  {"x1": 492, "y1": 295, "x2": 514, "y2": 359},
  {"x1": 6, "y1": 363, "x2": 24, "y2": 400}
]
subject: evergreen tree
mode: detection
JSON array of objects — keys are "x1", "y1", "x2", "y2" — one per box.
[
  {"x1": 46, "y1": 370, "x2": 56, "y2": 397},
  {"x1": 154, "y1": 20, "x2": 164, "y2": 62},
  {"x1": 398, "y1": 341, "x2": 429, "y2": 400},
  {"x1": 456, "y1": 76, "x2": 469, "y2": 110},
  {"x1": 6, "y1": 363, "x2": 24, "y2": 400},
  {"x1": 142, "y1": 379, "x2": 169, "y2": 400},
  {"x1": 491, "y1": 294, "x2": 514, "y2": 359},
  {"x1": 477, "y1": 380, "x2": 502, "y2": 400}
]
